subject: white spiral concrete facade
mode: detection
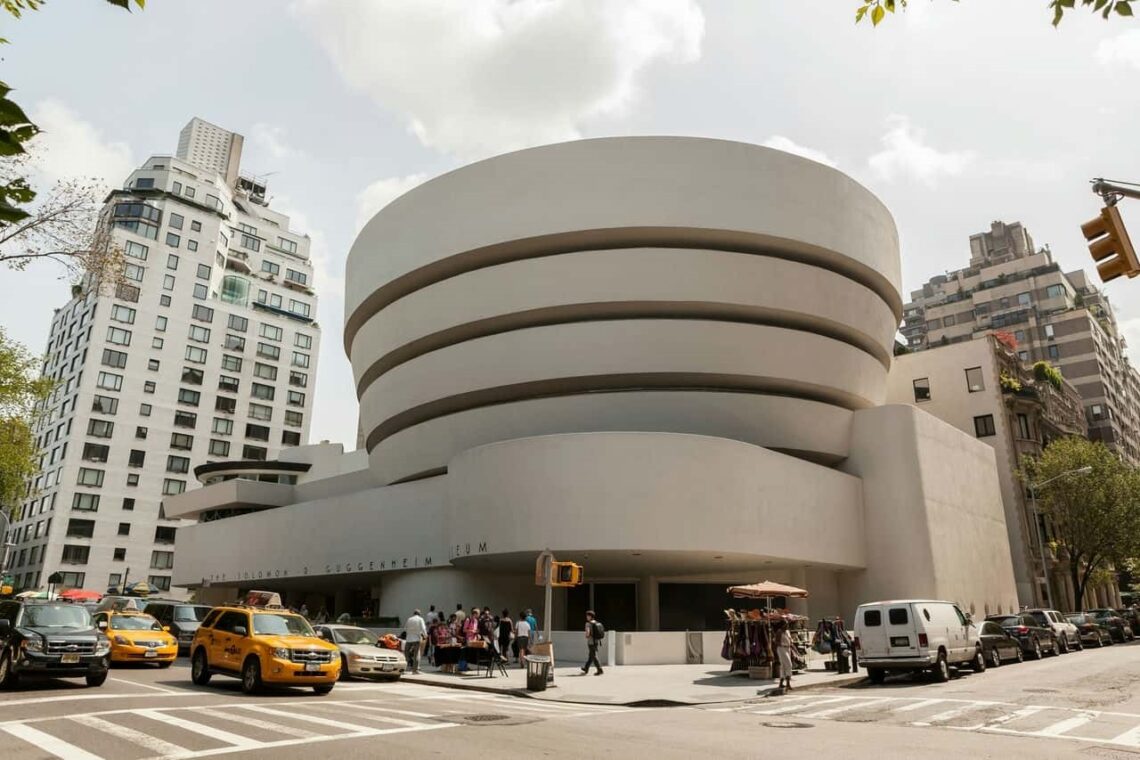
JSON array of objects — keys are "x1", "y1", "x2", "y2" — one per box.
[{"x1": 345, "y1": 137, "x2": 902, "y2": 483}]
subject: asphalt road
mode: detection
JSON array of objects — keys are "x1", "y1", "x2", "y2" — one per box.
[{"x1": 3, "y1": 641, "x2": 1140, "y2": 759}]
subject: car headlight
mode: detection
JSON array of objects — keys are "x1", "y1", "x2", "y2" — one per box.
[
  {"x1": 273, "y1": 647, "x2": 291, "y2": 659},
  {"x1": 95, "y1": 636, "x2": 111, "y2": 655},
  {"x1": 23, "y1": 638, "x2": 43, "y2": 652}
]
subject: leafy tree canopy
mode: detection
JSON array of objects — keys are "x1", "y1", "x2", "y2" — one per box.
[
  {"x1": 856, "y1": 0, "x2": 1134, "y2": 27},
  {"x1": 0, "y1": 328, "x2": 54, "y2": 517}
]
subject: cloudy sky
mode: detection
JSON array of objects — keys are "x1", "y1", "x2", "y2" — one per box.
[{"x1": 3, "y1": 0, "x2": 1139, "y2": 448}]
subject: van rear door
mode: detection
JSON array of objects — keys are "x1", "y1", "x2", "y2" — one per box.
[
  {"x1": 884, "y1": 604, "x2": 920, "y2": 658},
  {"x1": 857, "y1": 606, "x2": 889, "y2": 659}
]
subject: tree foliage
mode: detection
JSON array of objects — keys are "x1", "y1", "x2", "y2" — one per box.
[
  {"x1": 0, "y1": 328, "x2": 53, "y2": 518},
  {"x1": 1021, "y1": 437, "x2": 1140, "y2": 611},
  {"x1": 856, "y1": 0, "x2": 1135, "y2": 27}
]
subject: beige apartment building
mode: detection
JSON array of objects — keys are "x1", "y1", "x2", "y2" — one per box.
[
  {"x1": 900, "y1": 221, "x2": 1140, "y2": 465},
  {"x1": 888, "y1": 336, "x2": 1118, "y2": 611}
]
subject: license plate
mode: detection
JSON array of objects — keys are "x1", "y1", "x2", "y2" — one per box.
[
  {"x1": 144, "y1": 650, "x2": 157, "y2": 658},
  {"x1": 61, "y1": 654, "x2": 80, "y2": 664},
  {"x1": 304, "y1": 663, "x2": 321, "y2": 672},
  {"x1": 890, "y1": 636, "x2": 910, "y2": 647},
  {"x1": 380, "y1": 664, "x2": 395, "y2": 672}
]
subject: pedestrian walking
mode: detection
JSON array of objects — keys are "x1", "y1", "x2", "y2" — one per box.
[
  {"x1": 404, "y1": 608, "x2": 427, "y2": 675},
  {"x1": 454, "y1": 604, "x2": 466, "y2": 625},
  {"x1": 426, "y1": 604, "x2": 439, "y2": 624},
  {"x1": 514, "y1": 611, "x2": 532, "y2": 666},
  {"x1": 315, "y1": 606, "x2": 328, "y2": 624},
  {"x1": 776, "y1": 624, "x2": 794, "y2": 690},
  {"x1": 498, "y1": 609, "x2": 513, "y2": 663},
  {"x1": 525, "y1": 609, "x2": 539, "y2": 641},
  {"x1": 581, "y1": 610, "x2": 605, "y2": 675}
]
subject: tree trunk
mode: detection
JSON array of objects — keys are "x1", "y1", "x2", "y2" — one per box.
[{"x1": 1071, "y1": 558, "x2": 1085, "y2": 612}]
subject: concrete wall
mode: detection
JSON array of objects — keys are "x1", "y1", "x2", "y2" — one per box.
[{"x1": 840, "y1": 405, "x2": 1019, "y2": 619}]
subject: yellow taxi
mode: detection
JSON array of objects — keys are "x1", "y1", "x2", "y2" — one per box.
[
  {"x1": 189, "y1": 591, "x2": 339, "y2": 695},
  {"x1": 91, "y1": 610, "x2": 178, "y2": 667}
]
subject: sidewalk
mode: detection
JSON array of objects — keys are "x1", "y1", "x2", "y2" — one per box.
[{"x1": 400, "y1": 662, "x2": 865, "y2": 706}]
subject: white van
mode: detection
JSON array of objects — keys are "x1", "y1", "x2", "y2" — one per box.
[{"x1": 854, "y1": 599, "x2": 984, "y2": 683}]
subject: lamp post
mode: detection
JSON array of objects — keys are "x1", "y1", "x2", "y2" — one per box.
[
  {"x1": 1028, "y1": 465, "x2": 1093, "y2": 609},
  {"x1": 0, "y1": 510, "x2": 12, "y2": 578}
]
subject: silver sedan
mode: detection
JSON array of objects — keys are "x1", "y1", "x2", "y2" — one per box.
[{"x1": 313, "y1": 624, "x2": 406, "y2": 681}]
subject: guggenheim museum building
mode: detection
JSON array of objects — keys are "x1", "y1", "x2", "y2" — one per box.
[{"x1": 169, "y1": 137, "x2": 1019, "y2": 632}]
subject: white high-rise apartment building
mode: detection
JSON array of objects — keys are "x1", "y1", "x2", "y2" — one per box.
[
  {"x1": 176, "y1": 118, "x2": 244, "y2": 186},
  {"x1": 5, "y1": 119, "x2": 319, "y2": 597}
]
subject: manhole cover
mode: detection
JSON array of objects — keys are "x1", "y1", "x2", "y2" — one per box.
[
  {"x1": 762, "y1": 721, "x2": 814, "y2": 729},
  {"x1": 466, "y1": 714, "x2": 511, "y2": 723}
]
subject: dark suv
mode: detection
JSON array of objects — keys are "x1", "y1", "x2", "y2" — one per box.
[
  {"x1": 144, "y1": 601, "x2": 212, "y2": 654},
  {"x1": 0, "y1": 600, "x2": 111, "y2": 688}
]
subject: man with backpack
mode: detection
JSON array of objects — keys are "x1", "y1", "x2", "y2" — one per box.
[{"x1": 581, "y1": 610, "x2": 605, "y2": 676}]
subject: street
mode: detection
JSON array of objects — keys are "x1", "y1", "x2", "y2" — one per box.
[{"x1": 3, "y1": 642, "x2": 1140, "y2": 759}]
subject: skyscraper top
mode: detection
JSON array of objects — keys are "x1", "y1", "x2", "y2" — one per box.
[{"x1": 176, "y1": 117, "x2": 244, "y2": 185}]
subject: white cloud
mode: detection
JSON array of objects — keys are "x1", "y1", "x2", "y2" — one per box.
[
  {"x1": 761, "y1": 136, "x2": 837, "y2": 168},
  {"x1": 867, "y1": 115, "x2": 974, "y2": 187},
  {"x1": 1122, "y1": 318, "x2": 1140, "y2": 362},
  {"x1": 1097, "y1": 30, "x2": 1140, "y2": 71},
  {"x1": 354, "y1": 173, "x2": 431, "y2": 233},
  {"x1": 27, "y1": 100, "x2": 133, "y2": 190},
  {"x1": 249, "y1": 123, "x2": 301, "y2": 160},
  {"x1": 292, "y1": 0, "x2": 704, "y2": 159}
]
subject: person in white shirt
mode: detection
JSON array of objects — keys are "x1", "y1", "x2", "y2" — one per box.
[
  {"x1": 514, "y1": 613, "x2": 532, "y2": 667},
  {"x1": 404, "y1": 609, "x2": 428, "y2": 674}
]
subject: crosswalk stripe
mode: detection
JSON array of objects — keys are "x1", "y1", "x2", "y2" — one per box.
[
  {"x1": 1032, "y1": 715, "x2": 1093, "y2": 736},
  {"x1": 978, "y1": 706, "x2": 1045, "y2": 728},
  {"x1": 72, "y1": 713, "x2": 188, "y2": 757},
  {"x1": 750, "y1": 696, "x2": 855, "y2": 715},
  {"x1": 137, "y1": 709, "x2": 261, "y2": 749},
  {"x1": 800, "y1": 697, "x2": 894, "y2": 718},
  {"x1": 354, "y1": 702, "x2": 439, "y2": 718},
  {"x1": 893, "y1": 699, "x2": 944, "y2": 712},
  {"x1": 313, "y1": 702, "x2": 431, "y2": 728},
  {"x1": 193, "y1": 707, "x2": 321, "y2": 739},
  {"x1": 1107, "y1": 724, "x2": 1140, "y2": 747},
  {"x1": 2, "y1": 723, "x2": 103, "y2": 760},
  {"x1": 912, "y1": 702, "x2": 997, "y2": 726},
  {"x1": 239, "y1": 704, "x2": 376, "y2": 732}
]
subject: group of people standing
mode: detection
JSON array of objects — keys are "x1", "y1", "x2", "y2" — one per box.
[{"x1": 403, "y1": 604, "x2": 540, "y2": 674}]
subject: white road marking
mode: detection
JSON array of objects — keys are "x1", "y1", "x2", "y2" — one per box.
[
  {"x1": 72, "y1": 714, "x2": 187, "y2": 757},
  {"x1": 2, "y1": 722, "x2": 104, "y2": 760},
  {"x1": 110, "y1": 677, "x2": 178, "y2": 694},
  {"x1": 153, "y1": 722, "x2": 457, "y2": 760},
  {"x1": 800, "y1": 697, "x2": 894, "y2": 718},
  {"x1": 1107, "y1": 724, "x2": 1140, "y2": 747},
  {"x1": 353, "y1": 702, "x2": 439, "y2": 718},
  {"x1": 193, "y1": 707, "x2": 320, "y2": 739},
  {"x1": 310, "y1": 702, "x2": 431, "y2": 728},
  {"x1": 238, "y1": 704, "x2": 375, "y2": 732},
  {"x1": 1031, "y1": 714, "x2": 1094, "y2": 737},
  {"x1": 750, "y1": 696, "x2": 856, "y2": 715},
  {"x1": 137, "y1": 709, "x2": 261, "y2": 749},
  {"x1": 0, "y1": 691, "x2": 192, "y2": 708},
  {"x1": 912, "y1": 701, "x2": 997, "y2": 726},
  {"x1": 892, "y1": 698, "x2": 944, "y2": 712}
]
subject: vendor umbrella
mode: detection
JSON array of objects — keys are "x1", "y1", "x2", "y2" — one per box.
[
  {"x1": 15, "y1": 590, "x2": 54, "y2": 599},
  {"x1": 727, "y1": 581, "x2": 809, "y2": 600},
  {"x1": 128, "y1": 581, "x2": 152, "y2": 597},
  {"x1": 59, "y1": 589, "x2": 103, "y2": 602}
]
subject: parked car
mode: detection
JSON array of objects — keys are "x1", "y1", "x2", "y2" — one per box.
[
  {"x1": 91, "y1": 610, "x2": 177, "y2": 667},
  {"x1": 1022, "y1": 608, "x2": 1082, "y2": 652},
  {"x1": 985, "y1": 614, "x2": 1058, "y2": 659},
  {"x1": 1065, "y1": 613, "x2": 1112, "y2": 647},
  {"x1": 312, "y1": 624, "x2": 406, "y2": 681},
  {"x1": 1117, "y1": 608, "x2": 1140, "y2": 634},
  {"x1": 1087, "y1": 609, "x2": 1134, "y2": 642},
  {"x1": 855, "y1": 600, "x2": 984, "y2": 684},
  {"x1": 144, "y1": 602, "x2": 213, "y2": 655},
  {"x1": 0, "y1": 599, "x2": 111, "y2": 688},
  {"x1": 978, "y1": 620, "x2": 1023, "y2": 667}
]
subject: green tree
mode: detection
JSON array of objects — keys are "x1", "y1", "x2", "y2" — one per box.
[
  {"x1": 1021, "y1": 437, "x2": 1140, "y2": 611},
  {"x1": 0, "y1": 328, "x2": 53, "y2": 518},
  {"x1": 856, "y1": 0, "x2": 1134, "y2": 27}
]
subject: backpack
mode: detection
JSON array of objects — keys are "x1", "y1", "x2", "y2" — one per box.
[{"x1": 591, "y1": 620, "x2": 605, "y2": 641}]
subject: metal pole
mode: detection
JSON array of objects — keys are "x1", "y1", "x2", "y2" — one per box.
[
  {"x1": 1029, "y1": 485, "x2": 1054, "y2": 609},
  {"x1": 0, "y1": 511, "x2": 11, "y2": 578},
  {"x1": 542, "y1": 552, "x2": 553, "y2": 643}
]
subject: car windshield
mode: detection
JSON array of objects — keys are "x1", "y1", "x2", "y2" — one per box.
[
  {"x1": 1092, "y1": 611, "x2": 1113, "y2": 619},
  {"x1": 1067, "y1": 614, "x2": 1088, "y2": 624},
  {"x1": 1028, "y1": 612, "x2": 1049, "y2": 626},
  {"x1": 333, "y1": 627, "x2": 378, "y2": 645},
  {"x1": 112, "y1": 614, "x2": 162, "y2": 631},
  {"x1": 173, "y1": 606, "x2": 209, "y2": 622},
  {"x1": 23, "y1": 605, "x2": 91, "y2": 628},
  {"x1": 252, "y1": 613, "x2": 314, "y2": 636},
  {"x1": 991, "y1": 616, "x2": 1019, "y2": 626}
]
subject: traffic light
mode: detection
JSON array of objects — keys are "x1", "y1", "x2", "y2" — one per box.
[
  {"x1": 551, "y1": 562, "x2": 584, "y2": 587},
  {"x1": 1082, "y1": 205, "x2": 1139, "y2": 283}
]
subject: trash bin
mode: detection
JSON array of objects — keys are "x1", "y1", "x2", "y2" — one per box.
[{"x1": 526, "y1": 655, "x2": 552, "y2": 692}]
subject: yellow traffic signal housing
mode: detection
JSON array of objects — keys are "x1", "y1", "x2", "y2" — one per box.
[
  {"x1": 1082, "y1": 205, "x2": 1139, "y2": 283},
  {"x1": 551, "y1": 561, "x2": 584, "y2": 587}
]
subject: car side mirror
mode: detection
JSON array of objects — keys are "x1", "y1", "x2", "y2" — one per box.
[
  {"x1": 163, "y1": 626, "x2": 171, "y2": 632},
  {"x1": 97, "y1": 620, "x2": 107, "y2": 630},
  {"x1": 234, "y1": 625, "x2": 247, "y2": 637},
  {"x1": 0, "y1": 619, "x2": 9, "y2": 635}
]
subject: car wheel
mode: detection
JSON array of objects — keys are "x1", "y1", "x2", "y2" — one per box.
[
  {"x1": 85, "y1": 671, "x2": 108, "y2": 688},
  {"x1": 190, "y1": 649, "x2": 212, "y2": 685},
  {"x1": 972, "y1": 647, "x2": 986, "y2": 673},
  {"x1": 867, "y1": 667, "x2": 886, "y2": 684},
  {"x1": 0, "y1": 650, "x2": 19, "y2": 689},
  {"x1": 241, "y1": 656, "x2": 262, "y2": 695},
  {"x1": 933, "y1": 652, "x2": 950, "y2": 683},
  {"x1": 313, "y1": 684, "x2": 334, "y2": 695},
  {"x1": 1015, "y1": 646, "x2": 1024, "y2": 663},
  {"x1": 990, "y1": 648, "x2": 1001, "y2": 668},
  {"x1": 339, "y1": 654, "x2": 349, "y2": 681},
  {"x1": 1058, "y1": 636, "x2": 1068, "y2": 654},
  {"x1": 1032, "y1": 639, "x2": 1043, "y2": 660}
]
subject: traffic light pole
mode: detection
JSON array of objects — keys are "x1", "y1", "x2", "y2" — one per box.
[
  {"x1": 1092, "y1": 179, "x2": 1140, "y2": 205},
  {"x1": 538, "y1": 549, "x2": 553, "y2": 643}
]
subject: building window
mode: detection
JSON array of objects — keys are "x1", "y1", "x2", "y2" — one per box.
[
  {"x1": 228, "y1": 314, "x2": 248, "y2": 332},
  {"x1": 253, "y1": 363, "x2": 277, "y2": 381},
  {"x1": 113, "y1": 548, "x2": 126, "y2": 561},
  {"x1": 209, "y1": 439, "x2": 231, "y2": 457},
  {"x1": 124, "y1": 263, "x2": 145, "y2": 282},
  {"x1": 191, "y1": 220, "x2": 201, "y2": 232},
  {"x1": 96, "y1": 372, "x2": 123, "y2": 391},
  {"x1": 110, "y1": 304, "x2": 136, "y2": 324},
  {"x1": 1044, "y1": 324, "x2": 1055, "y2": 340},
  {"x1": 170, "y1": 433, "x2": 193, "y2": 450},
  {"x1": 278, "y1": 238, "x2": 299, "y2": 255},
  {"x1": 185, "y1": 346, "x2": 207, "y2": 364},
  {"x1": 242, "y1": 445, "x2": 267, "y2": 461},
  {"x1": 168, "y1": 212, "x2": 183, "y2": 230},
  {"x1": 167, "y1": 455, "x2": 190, "y2": 474},
  {"x1": 245, "y1": 423, "x2": 270, "y2": 442},
  {"x1": 166, "y1": 254, "x2": 179, "y2": 272},
  {"x1": 215, "y1": 396, "x2": 236, "y2": 414},
  {"x1": 150, "y1": 550, "x2": 175, "y2": 570},
  {"x1": 173, "y1": 411, "x2": 197, "y2": 428},
  {"x1": 1017, "y1": 292, "x2": 1031, "y2": 306},
  {"x1": 82, "y1": 443, "x2": 109, "y2": 462},
  {"x1": 135, "y1": 426, "x2": 148, "y2": 439},
  {"x1": 291, "y1": 351, "x2": 310, "y2": 368},
  {"x1": 287, "y1": 390, "x2": 305, "y2": 406},
  {"x1": 122, "y1": 498, "x2": 135, "y2": 511},
  {"x1": 197, "y1": 263, "x2": 211, "y2": 280},
  {"x1": 1091, "y1": 404, "x2": 1106, "y2": 421},
  {"x1": 218, "y1": 375, "x2": 239, "y2": 393},
  {"x1": 161, "y1": 480, "x2": 185, "y2": 497},
  {"x1": 177, "y1": 389, "x2": 201, "y2": 407},
  {"x1": 212, "y1": 418, "x2": 233, "y2": 435},
  {"x1": 101, "y1": 349, "x2": 128, "y2": 369},
  {"x1": 250, "y1": 382, "x2": 275, "y2": 400},
  {"x1": 92, "y1": 395, "x2": 118, "y2": 415},
  {"x1": 289, "y1": 371, "x2": 307, "y2": 388},
  {"x1": 913, "y1": 378, "x2": 931, "y2": 402},
  {"x1": 965, "y1": 367, "x2": 984, "y2": 393},
  {"x1": 148, "y1": 575, "x2": 171, "y2": 591},
  {"x1": 1018, "y1": 350, "x2": 1029, "y2": 361},
  {"x1": 106, "y1": 326, "x2": 132, "y2": 346},
  {"x1": 127, "y1": 473, "x2": 139, "y2": 486},
  {"x1": 182, "y1": 367, "x2": 204, "y2": 385},
  {"x1": 224, "y1": 334, "x2": 245, "y2": 352},
  {"x1": 240, "y1": 234, "x2": 261, "y2": 252},
  {"x1": 87, "y1": 419, "x2": 114, "y2": 438},
  {"x1": 76, "y1": 467, "x2": 104, "y2": 487},
  {"x1": 1045, "y1": 284, "x2": 1065, "y2": 298},
  {"x1": 166, "y1": 232, "x2": 181, "y2": 248},
  {"x1": 256, "y1": 343, "x2": 280, "y2": 361},
  {"x1": 285, "y1": 268, "x2": 306, "y2": 285},
  {"x1": 124, "y1": 240, "x2": 148, "y2": 260},
  {"x1": 188, "y1": 325, "x2": 211, "y2": 343},
  {"x1": 259, "y1": 323, "x2": 282, "y2": 341},
  {"x1": 295, "y1": 333, "x2": 312, "y2": 349},
  {"x1": 192, "y1": 304, "x2": 214, "y2": 323},
  {"x1": 220, "y1": 275, "x2": 249, "y2": 307},
  {"x1": 61, "y1": 544, "x2": 90, "y2": 564},
  {"x1": 108, "y1": 572, "x2": 122, "y2": 588},
  {"x1": 249, "y1": 403, "x2": 272, "y2": 421},
  {"x1": 1047, "y1": 345, "x2": 1060, "y2": 360},
  {"x1": 72, "y1": 493, "x2": 100, "y2": 511},
  {"x1": 56, "y1": 571, "x2": 85, "y2": 588},
  {"x1": 282, "y1": 430, "x2": 301, "y2": 446},
  {"x1": 128, "y1": 449, "x2": 145, "y2": 467},
  {"x1": 193, "y1": 283, "x2": 208, "y2": 300},
  {"x1": 160, "y1": 295, "x2": 172, "y2": 307},
  {"x1": 66, "y1": 519, "x2": 95, "y2": 538},
  {"x1": 1016, "y1": 413, "x2": 1032, "y2": 440},
  {"x1": 261, "y1": 260, "x2": 280, "y2": 276},
  {"x1": 974, "y1": 414, "x2": 996, "y2": 438},
  {"x1": 117, "y1": 522, "x2": 131, "y2": 536},
  {"x1": 284, "y1": 410, "x2": 303, "y2": 428},
  {"x1": 187, "y1": 239, "x2": 198, "y2": 252}
]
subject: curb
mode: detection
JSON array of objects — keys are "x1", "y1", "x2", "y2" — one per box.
[{"x1": 397, "y1": 670, "x2": 868, "y2": 707}]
